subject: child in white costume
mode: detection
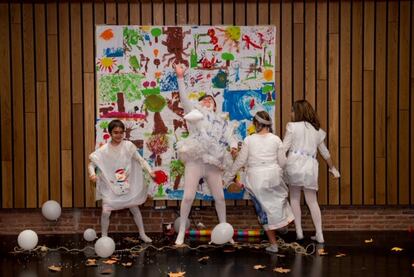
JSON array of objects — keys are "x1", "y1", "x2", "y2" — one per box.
[
  {"x1": 223, "y1": 111, "x2": 294, "y2": 253},
  {"x1": 173, "y1": 63, "x2": 238, "y2": 245},
  {"x1": 279, "y1": 100, "x2": 340, "y2": 243},
  {"x1": 88, "y1": 120, "x2": 155, "y2": 242}
]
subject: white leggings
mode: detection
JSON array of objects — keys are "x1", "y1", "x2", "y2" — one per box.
[
  {"x1": 289, "y1": 186, "x2": 323, "y2": 240},
  {"x1": 101, "y1": 206, "x2": 147, "y2": 237},
  {"x1": 178, "y1": 161, "x2": 226, "y2": 234}
]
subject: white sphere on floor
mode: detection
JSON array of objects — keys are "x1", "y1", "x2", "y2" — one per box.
[
  {"x1": 83, "y1": 228, "x2": 97, "y2": 242},
  {"x1": 173, "y1": 217, "x2": 190, "y2": 233},
  {"x1": 41, "y1": 200, "x2": 62, "y2": 221},
  {"x1": 17, "y1": 230, "x2": 38, "y2": 250},
  {"x1": 211, "y1": 223, "x2": 234, "y2": 245},
  {"x1": 94, "y1": 237, "x2": 115, "y2": 258}
]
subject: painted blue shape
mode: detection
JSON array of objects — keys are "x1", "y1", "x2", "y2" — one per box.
[
  {"x1": 222, "y1": 88, "x2": 272, "y2": 121},
  {"x1": 104, "y1": 47, "x2": 124, "y2": 57},
  {"x1": 160, "y1": 70, "x2": 179, "y2": 92},
  {"x1": 236, "y1": 121, "x2": 247, "y2": 139}
]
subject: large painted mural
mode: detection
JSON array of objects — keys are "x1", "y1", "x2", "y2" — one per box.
[{"x1": 95, "y1": 25, "x2": 276, "y2": 200}]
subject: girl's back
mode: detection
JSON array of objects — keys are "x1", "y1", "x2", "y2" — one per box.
[{"x1": 287, "y1": 121, "x2": 325, "y2": 155}]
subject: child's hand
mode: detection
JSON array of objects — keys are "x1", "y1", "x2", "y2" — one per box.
[
  {"x1": 173, "y1": 63, "x2": 186, "y2": 78},
  {"x1": 329, "y1": 167, "x2": 341, "y2": 179},
  {"x1": 150, "y1": 171, "x2": 156, "y2": 179},
  {"x1": 230, "y1": 147, "x2": 239, "y2": 159},
  {"x1": 235, "y1": 179, "x2": 244, "y2": 188},
  {"x1": 89, "y1": 174, "x2": 97, "y2": 182}
]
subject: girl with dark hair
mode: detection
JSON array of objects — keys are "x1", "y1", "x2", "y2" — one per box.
[
  {"x1": 279, "y1": 100, "x2": 340, "y2": 244},
  {"x1": 88, "y1": 119, "x2": 155, "y2": 242},
  {"x1": 173, "y1": 63, "x2": 239, "y2": 245},
  {"x1": 223, "y1": 111, "x2": 294, "y2": 253}
]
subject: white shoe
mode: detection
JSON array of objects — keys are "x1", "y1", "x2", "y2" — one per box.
[
  {"x1": 265, "y1": 244, "x2": 279, "y2": 253},
  {"x1": 175, "y1": 232, "x2": 185, "y2": 245},
  {"x1": 139, "y1": 233, "x2": 152, "y2": 243},
  {"x1": 310, "y1": 234, "x2": 324, "y2": 244}
]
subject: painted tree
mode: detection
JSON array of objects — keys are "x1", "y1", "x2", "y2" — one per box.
[
  {"x1": 98, "y1": 73, "x2": 145, "y2": 104},
  {"x1": 145, "y1": 94, "x2": 169, "y2": 166}
]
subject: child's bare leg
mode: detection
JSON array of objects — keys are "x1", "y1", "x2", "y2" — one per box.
[{"x1": 265, "y1": 229, "x2": 278, "y2": 253}]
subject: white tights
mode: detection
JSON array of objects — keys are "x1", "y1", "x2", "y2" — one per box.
[
  {"x1": 175, "y1": 162, "x2": 226, "y2": 245},
  {"x1": 289, "y1": 186, "x2": 324, "y2": 243},
  {"x1": 101, "y1": 206, "x2": 152, "y2": 242}
]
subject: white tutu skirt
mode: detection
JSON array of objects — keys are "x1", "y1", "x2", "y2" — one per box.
[
  {"x1": 285, "y1": 154, "x2": 319, "y2": 190},
  {"x1": 176, "y1": 136, "x2": 233, "y2": 170}
]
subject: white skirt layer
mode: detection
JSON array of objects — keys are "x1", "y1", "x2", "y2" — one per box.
[
  {"x1": 246, "y1": 166, "x2": 294, "y2": 230},
  {"x1": 285, "y1": 153, "x2": 319, "y2": 190}
]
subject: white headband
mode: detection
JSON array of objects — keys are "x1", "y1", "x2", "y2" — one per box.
[{"x1": 254, "y1": 114, "x2": 272, "y2": 125}]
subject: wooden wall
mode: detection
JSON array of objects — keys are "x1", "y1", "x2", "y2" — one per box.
[{"x1": 0, "y1": 0, "x2": 412, "y2": 208}]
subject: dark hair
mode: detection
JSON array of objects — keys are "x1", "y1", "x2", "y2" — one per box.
[
  {"x1": 198, "y1": 94, "x2": 217, "y2": 111},
  {"x1": 292, "y1": 100, "x2": 320, "y2": 130},
  {"x1": 252, "y1": 110, "x2": 273, "y2": 133},
  {"x1": 108, "y1": 119, "x2": 125, "y2": 134}
]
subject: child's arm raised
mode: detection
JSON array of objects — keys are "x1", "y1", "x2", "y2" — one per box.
[{"x1": 173, "y1": 63, "x2": 194, "y2": 113}]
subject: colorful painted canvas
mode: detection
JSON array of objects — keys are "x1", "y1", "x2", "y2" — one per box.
[{"x1": 95, "y1": 25, "x2": 276, "y2": 200}]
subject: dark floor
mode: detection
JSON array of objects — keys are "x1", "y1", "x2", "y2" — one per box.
[{"x1": 1, "y1": 231, "x2": 413, "y2": 276}]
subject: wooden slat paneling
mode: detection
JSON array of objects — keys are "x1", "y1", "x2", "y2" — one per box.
[
  {"x1": 0, "y1": 3, "x2": 12, "y2": 208},
  {"x1": 281, "y1": 0, "x2": 292, "y2": 138},
  {"x1": 11, "y1": 4, "x2": 25, "y2": 207},
  {"x1": 351, "y1": 0, "x2": 363, "y2": 204},
  {"x1": 305, "y1": 0, "x2": 316, "y2": 107},
  {"x1": 83, "y1": 3, "x2": 95, "y2": 207},
  {"x1": 363, "y1": 1, "x2": 375, "y2": 205},
  {"x1": 23, "y1": 3, "x2": 37, "y2": 208},
  {"x1": 270, "y1": 1, "x2": 281, "y2": 136},
  {"x1": 340, "y1": 0, "x2": 351, "y2": 205},
  {"x1": 36, "y1": 82, "x2": 49, "y2": 205},
  {"x1": 293, "y1": 1, "x2": 304, "y2": 101},
  {"x1": 387, "y1": 2, "x2": 399, "y2": 204},
  {"x1": 375, "y1": 1, "x2": 387, "y2": 204},
  {"x1": 47, "y1": 3, "x2": 61, "y2": 203},
  {"x1": 59, "y1": 2, "x2": 72, "y2": 207},
  {"x1": 316, "y1": 0, "x2": 328, "y2": 204},
  {"x1": 1, "y1": 0, "x2": 413, "y2": 208},
  {"x1": 398, "y1": 0, "x2": 410, "y2": 204},
  {"x1": 328, "y1": 1, "x2": 340, "y2": 205}
]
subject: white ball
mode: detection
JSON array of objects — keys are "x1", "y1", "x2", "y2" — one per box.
[
  {"x1": 173, "y1": 217, "x2": 191, "y2": 233},
  {"x1": 18, "y1": 230, "x2": 38, "y2": 250},
  {"x1": 211, "y1": 223, "x2": 234, "y2": 245},
  {"x1": 94, "y1": 237, "x2": 115, "y2": 258},
  {"x1": 41, "y1": 200, "x2": 62, "y2": 221},
  {"x1": 83, "y1": 228, "x2": 97, "y2": 242}
]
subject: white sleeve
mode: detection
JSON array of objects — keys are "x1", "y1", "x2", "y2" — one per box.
[
  {"x1": 88, "y1": 161, "x2": 96, "y2": 177},
  {"x1": 318, "y1": 141, "x2": 331, "y2": 160},
  {"x1": 132, "y1": 152, "x2": 152, "y2": 174},
  {"x1": 278, "y1": 123, "x2": 294, "y2": 167},
  {"x1": 177, "y1": 77, "x2": 194, "y2": 113},
  {"x1": 223, "y1": 140, "x2": 249, "y2": 184}
]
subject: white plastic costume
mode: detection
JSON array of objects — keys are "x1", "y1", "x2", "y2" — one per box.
[
  {"x1": 89, "y1": 140, "x2": 151, "y2": 210},
  {"x1": 279, "y1": 121, "x2": 337, "y2": 243},
  {"x1": 175, "y1": 78, "x2": 238, "y2": 245},
  {"x1": 88, "y1": 140, "x2": 152, "y2": 241},
  {"x1": 223, "y1": 133, "x2": 294, "y2": 230},
  {"x1": 279, "y1": 122, "x2": 331, "y2": 190}
]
